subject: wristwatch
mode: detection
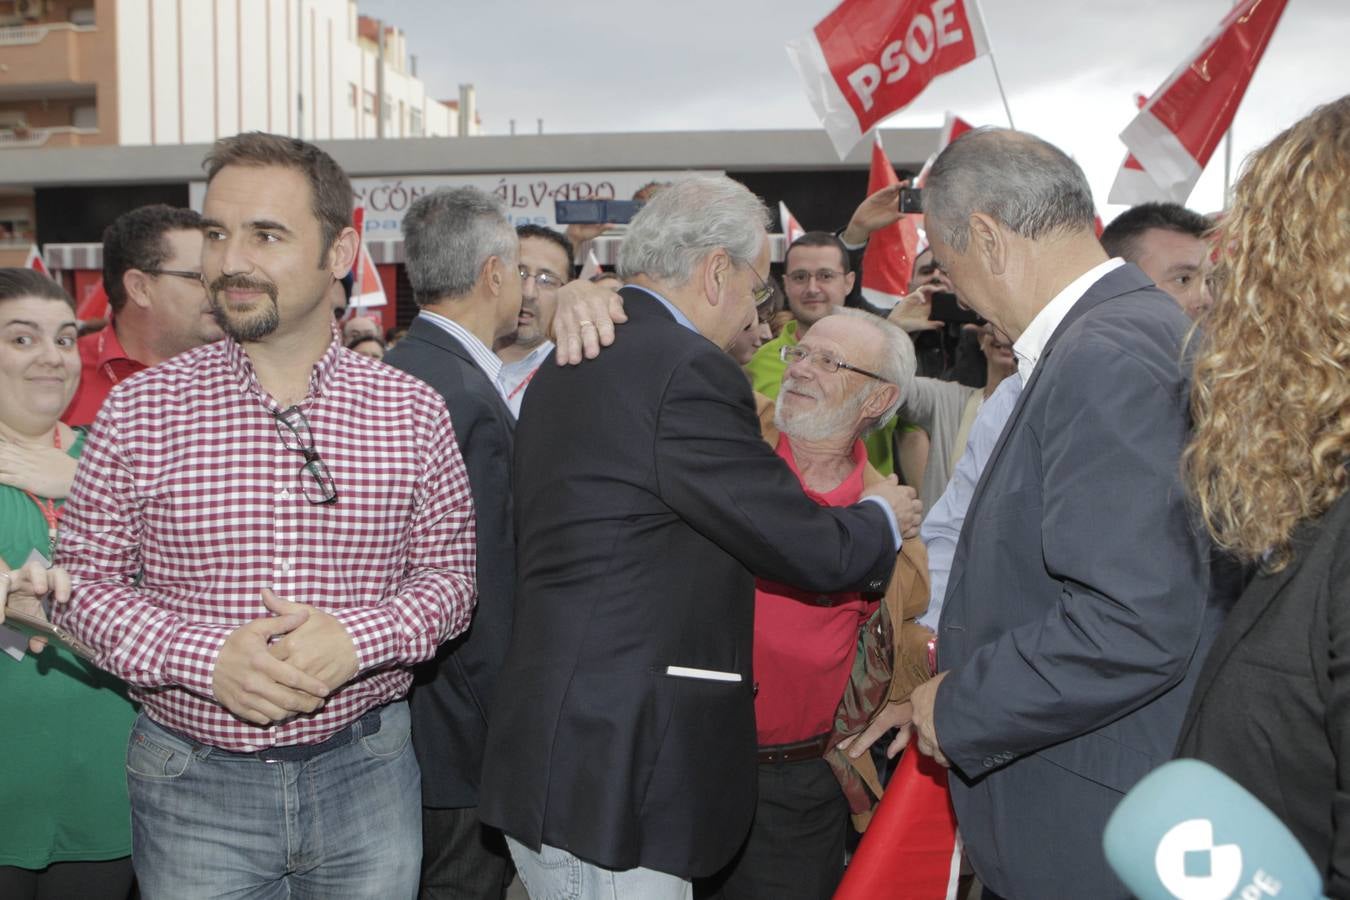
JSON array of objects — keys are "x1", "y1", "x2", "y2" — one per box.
[{"x1": 926, "y1": 634, "x2": 938, "y2": 677}]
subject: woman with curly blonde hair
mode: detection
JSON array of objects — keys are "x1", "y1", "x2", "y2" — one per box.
[{"x1": 1176, "y1": 95, "x2": 1350, "y2": 894}]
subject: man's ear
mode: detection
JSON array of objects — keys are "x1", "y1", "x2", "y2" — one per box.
[
  {"x1": 123, "y1": 270, "x2": 154, "y2": 310},
  {"x1": 481, "y1": 255, "x2": 507, "y2": 295},
  {"x1": 701, "y1": 249, "x2": 731, "y2": 309},
  {"x1": 326, "y1": 226, "x2": 360, "y2": 280},
  {"x1": 968, "y1": 213, "x2": 1007, "y2": 277},
  {"x1": 863, "y1": 382, "x2": 899, "y2": 421}
]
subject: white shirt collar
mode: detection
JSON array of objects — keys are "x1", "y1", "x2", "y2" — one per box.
[
  {"x1": 1012, "y1": 258, "x2": 1125, "y2": 385},
  {"x1": 418, "y1": 309, "x2": 504, "y2": 387}
]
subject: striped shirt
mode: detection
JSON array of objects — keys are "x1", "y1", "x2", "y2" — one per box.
[
  {"x1": 53, "y1": 331, "x2": 477, "y2": 752},
  {"x1": 419, "y1": 310, "x2": 505, "y2": 392}
]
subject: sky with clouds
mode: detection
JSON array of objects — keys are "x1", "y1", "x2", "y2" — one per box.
[{"x1": 358, "y1": 0, "x2": 1346, "y2": 217}]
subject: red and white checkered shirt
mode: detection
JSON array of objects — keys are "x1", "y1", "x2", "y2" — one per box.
[{"x1": 53, "y1": 331, "x2": 477, "y2": 752}]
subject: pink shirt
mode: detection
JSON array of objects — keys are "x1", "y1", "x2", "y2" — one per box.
[
  {"x1": 753, "y1": 435, "x2": 877, "y2": 746},
  {"x1": 55, "y1": 333, "x2": 478, "y2": 752}
]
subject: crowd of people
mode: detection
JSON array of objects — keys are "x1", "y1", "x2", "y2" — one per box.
[{"x1": 0, "y1": 93, "x2": 1346, "y2": 900}]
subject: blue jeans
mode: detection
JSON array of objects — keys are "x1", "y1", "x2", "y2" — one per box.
[
  {"x1": 505, "y1": 837, "x2": 692, "y2": 900},
  {"x1": 126, "y1": 702, "x2": 421, "y2": 900}
]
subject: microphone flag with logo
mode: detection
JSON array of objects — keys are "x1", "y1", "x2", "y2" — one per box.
[
  {"x1": 787, "y1": 0, "x2": 991, "y2": 158},
  {"x1": 1118, "y1": 0, "x2": 1289, "y2": 204},
  {"x1": 1102, "y1": 759, "x2": 1324, "y2": 900}
]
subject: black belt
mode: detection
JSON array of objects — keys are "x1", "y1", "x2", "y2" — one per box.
[
  {"x1": 164, "y1": 706, "x2": 384, "y2": 763},
  {"x1": 757, "y1": 732, "x2": 832, "y2": 764}
]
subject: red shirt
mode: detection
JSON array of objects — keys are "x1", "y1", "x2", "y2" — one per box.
[
  {"x1": 753, "y1": 435, "x2": 878, "y2": 746},
  {"x1": 62, "y1": 323, "x2": 147, "y2": 427},
  {"x1": 54, "y1": 333, "x2": 478, "y2": 752}
]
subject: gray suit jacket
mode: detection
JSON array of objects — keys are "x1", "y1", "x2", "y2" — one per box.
[
  {"x1": 934, "y1": 264, "x2": 1223, "y2": 899},
  {"x1": 385, "y1": 316, "x2": 516, "y2": 808}
]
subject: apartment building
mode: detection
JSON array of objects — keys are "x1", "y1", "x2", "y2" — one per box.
[{"x1": 0, "y1": 0, "x2": 475, "y2": 254}]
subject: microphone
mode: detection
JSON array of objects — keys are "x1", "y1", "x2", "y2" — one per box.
[{"x1": 1102, "y1": 759, "x2": 1325, "y2": 900}]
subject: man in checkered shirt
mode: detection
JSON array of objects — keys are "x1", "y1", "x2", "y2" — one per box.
[{"x1": 53, "y1": 132, "x2": 478, "y2": 899}]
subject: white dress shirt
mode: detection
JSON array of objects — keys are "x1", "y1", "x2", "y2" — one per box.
[{"x1": 1012, "y1": 258, "x2": 1125, "y2": 385}]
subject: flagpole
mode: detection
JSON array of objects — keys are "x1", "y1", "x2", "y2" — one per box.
[{"x1": 972, "y1": 0, "x2": 1016, "y2": 128}]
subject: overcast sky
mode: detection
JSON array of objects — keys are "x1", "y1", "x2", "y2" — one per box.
[{"x1": 358, "y1": 0, "x2": 1346, "y2": 217}]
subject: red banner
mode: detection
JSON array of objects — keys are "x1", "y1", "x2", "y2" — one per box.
[
  {"x1": 833, "y1": 735, "x2": 961, "y2": 900},
  {"x1": 788, "y1": 0, "x2": 990, "y2": 157},
  {"x1": 1119, "y1": 0, "x2": 1287, "y2": 201},
  {"x1": 860, "y1": 135, "x2": 921, "y2": 309}
]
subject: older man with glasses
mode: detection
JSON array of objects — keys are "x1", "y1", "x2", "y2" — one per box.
[
  {"x1": 744, "y1": 231, "x2": 907, "y2": 479},
  {"x1": 699, "y1": 306, "x2": 933, "y2": 900}
]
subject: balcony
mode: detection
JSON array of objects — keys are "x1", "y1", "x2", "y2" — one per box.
[
  {"x1": 0, "y1": 124, "x2": 99, "y2": 148},
  {"x1": 0, "y1": 22, "x2": 100, "y2": 96}
]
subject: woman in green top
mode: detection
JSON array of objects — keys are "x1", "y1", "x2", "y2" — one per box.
[{"x1": 0, "y1": 269, "x2": 136, "y2": 900}]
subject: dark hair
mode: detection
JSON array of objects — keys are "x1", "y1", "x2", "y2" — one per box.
[
  {"x1": 785, "y1": 231, "x2": 851, "y2": 274},
  {"x1": 516, "y1": 224, "x2": 575, "y2": 278},
  {"x1": 0, "y1": 267, "x2": 75, "y2": 311},
  {"x1": 203, "y1": 132, "x2": 352, "y2": 267},
  {"x1": 1099, "y1": 202, "x2": 1213, "y2": 261},
  {"x1": 101, "y1": 205, "x2": 204, "y2": 313}
]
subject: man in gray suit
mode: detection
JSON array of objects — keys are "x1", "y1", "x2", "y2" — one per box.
[{"x1": 898, "y1": 130, "x2": 1221, "y2": 898}]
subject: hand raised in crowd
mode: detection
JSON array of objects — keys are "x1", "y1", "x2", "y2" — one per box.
[
  {"x1": 841, "y1": 182, "x2": 908, "y2": 246},
  {"x1": 212, "y1": 595, "x2": 331, "y2": 726},
  {"x1": 551, "y1": 278, "x2": 628, "y2": 365},
  {"x1": 838, "y1": 698, "x2": 915, "y2": 761},
  {"x1": 0, "y1": 441, "x2": 78, "y2": 500},
  {"x1": 908, "y1": 671, "x2": 949, "y2": 767},
  {"x1": 563, "y1": 222, "x2": 612, "y2": 247},
  {"x1": 886, "y1": 283, "x2": 945, "y2": 333},
  {"x1": 0, "y1": 561, "x2": 72, "y2": 654},
  {"x1": 262, "y1": 589, "x2": 359, "y2": 695},
  {"x1": 860, "y1": 474, "x2": 924, "y2": 539}
]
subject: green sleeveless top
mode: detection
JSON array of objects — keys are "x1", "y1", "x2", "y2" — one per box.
[{"x1": 0, "y1": 429, "x2": 137, "y2": 868}]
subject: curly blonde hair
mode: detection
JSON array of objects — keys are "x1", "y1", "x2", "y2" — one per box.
[{"x1": 1183, "y1": 96, "x2": 1350, "y2": 570}]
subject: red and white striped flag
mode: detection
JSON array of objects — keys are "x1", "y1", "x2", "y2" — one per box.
[
  {"x1": 778, "y1": 201, "x2": 806, "y2": 244},
  {"x1": 24, "y1": 244, "x2": 53, "y2": 278},
  {"x1": 787, "y1": 0, "x2": 991, "y2": 157},
  {"x1": 860, "y1": 134, "x2": 921, "y2": 311},
  {"x1": 916, "y1": 111, "x2": 977, "y2": 188},
  {"x1": 348, "y1": 207, "x2": 387, "y2": 309},
  {"x1": 1118, "y1": 0, "x2": 1288, "y2": 203}
]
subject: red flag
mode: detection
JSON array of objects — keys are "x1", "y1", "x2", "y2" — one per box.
[
  {"x1": 833, "y1": 736, "x2": 961, "y2": 900},
  {"x1": 860, "y1": 134, "x2": 921, "y2": 310},
  {"x1": 787, "y1": 0, "x2": 990, "y2": 157},
  {"x1": 778, "y1": 201, "x2": 806, "y2": 244},
  {"x1": 24, "y1": 244, "x2": 53, "y2": 279},
  {"x1": 1109, "y1": 93, "x2": 1167, "y2": 205},
  {"x1": 348, "y1": 207, "x2": 388, "y2": 309},
  {"x1": 1119, "y1": 0, "x2": 1288, "y2": 202},
  {"x1": 938, "y1": 112, "x2": 975, "y2": 151},
  {"x1": 75, "y1": 280, "x2": 110, "y2": 323}
]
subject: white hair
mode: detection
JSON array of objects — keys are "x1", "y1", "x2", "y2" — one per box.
[
  {"x1": 403, "y1": 187, "x2": 518, "y2": 303},
  {"x1": 828, "y1": 307, "x2": 916, "y2": 431},
  {"x1": 617, "y1": 175, "x2": 770, "y2": 284}
]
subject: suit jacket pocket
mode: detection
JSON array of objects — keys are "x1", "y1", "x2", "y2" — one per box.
[{"x1": 1035, "y1": 731, "x2": 1158, "y2": 794}]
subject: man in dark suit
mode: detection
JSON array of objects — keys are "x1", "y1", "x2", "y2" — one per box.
[
  {"x1": 478, "y1": 175, "x2": 921, "y2": 899},
  {"x1": 382, "y1": 187, "x2": 525, "y2": 900},
  {"x1": 898, "y1": 130, "x2": 1221, "y2": 898}
]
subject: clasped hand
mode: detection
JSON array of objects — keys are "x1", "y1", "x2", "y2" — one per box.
[{"x1": 212, "y1": 589, "x2": 358, "y2": 727}]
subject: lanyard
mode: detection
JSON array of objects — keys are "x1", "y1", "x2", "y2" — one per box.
[
  {"x1": 23, "y1": 428, "x2": 63, "y2": 548},
  {"x1": 506, "y1": 363, "x2": 543, "y2": 402}
]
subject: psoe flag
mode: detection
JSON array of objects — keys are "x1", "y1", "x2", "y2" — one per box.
[
  {"x1": 1119, "y1": 0, "x2": 1288, "y2": 202},
  {"x1": 788, "y1": 0, "x2": 990, "y2": 158}
]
